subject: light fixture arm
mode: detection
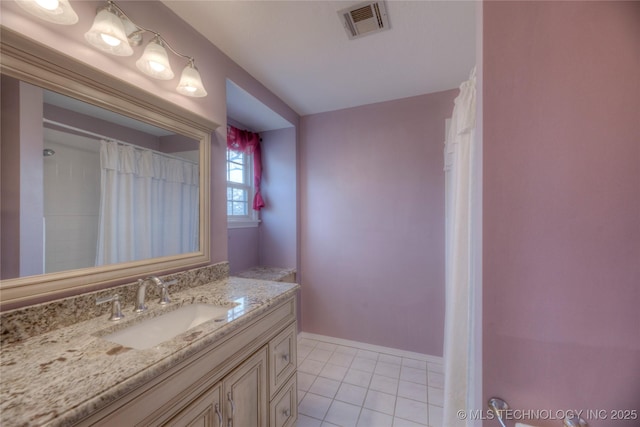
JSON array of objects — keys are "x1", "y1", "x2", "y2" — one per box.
[
  {"x1": 15, "y1": 0, "x2": 207, "y2": 96},
  {"x1": 162, "y1": 42, "x2": 194, "y2": 63},
  {"x1": 82, "y1": 0, "x2": 207, "y2": 96},
  {"x1": 104, "y1": 0, "x2": 196, "y2": 64}
]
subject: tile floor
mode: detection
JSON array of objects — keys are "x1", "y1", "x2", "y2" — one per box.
[{"x1": 296, "y1": 336, "x2": 444, "y2": 427}]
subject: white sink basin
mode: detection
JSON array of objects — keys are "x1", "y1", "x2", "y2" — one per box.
[{"x1": 103, "y1": 304, "x2": 231, "y2": 350}]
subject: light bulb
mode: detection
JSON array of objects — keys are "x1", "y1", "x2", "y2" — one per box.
[
  {"x1": 100, "y1": 33, "x2": 122, "y2": 47},
  {"x1": 35, "y1": 0, "x2": 59, "y2": 11},
  {"x1": 149, "y1": 61, "x2": 165, "y2": 73},
  {"x1": 15, "y1": 0, "x2": 78, "y2": 25}
]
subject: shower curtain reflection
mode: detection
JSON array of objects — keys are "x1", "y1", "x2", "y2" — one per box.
[{"x1": 96, "y1": 140, "x2": 199, "y2": 266}]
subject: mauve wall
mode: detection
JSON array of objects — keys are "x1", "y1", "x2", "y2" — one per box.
[
  {"x1": 1, "y1": 78, "x2": 44, "y2": 278},
  {"x1": 0, "y1": 1, "x2": 298, "y2": 279},
  {"x1": 300, "y1": 91, "x2": 456, "y2": 355},
  {"x1": 260, "y1": 127, "x2": 297, "y2": 270},
  {"x1": 228, "y1": 127, "x2": 297, "y2": 274},
  {"x1": 0, "y1": 77, "x2": 21, "y2": 279},
  {"x1": 228, "y1": 227, "x2": 260, "y2": 275},
  {"x1": 483, "y1": 2, "x2": 640, "y2": 425}
]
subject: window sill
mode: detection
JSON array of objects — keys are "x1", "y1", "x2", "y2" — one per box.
[{"x1": 227, "y1": 219, "x2": 261, "y2": 229}]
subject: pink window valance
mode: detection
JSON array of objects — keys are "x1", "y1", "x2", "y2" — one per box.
[{"x1": 227, "y1": 125, "x2": 265, "y2": 211}]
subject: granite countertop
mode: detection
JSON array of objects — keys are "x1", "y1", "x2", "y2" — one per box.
[
  {"x1": 235, "y1": 266, "x2": 296, "y2": 281},
  {"x1": 0, "y1": 277, "x2": 299, "y2": 427}
]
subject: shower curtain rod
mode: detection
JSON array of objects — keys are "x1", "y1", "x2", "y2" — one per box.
[{"x1": 43, "y1": 118, "x2": 198, "y2": 165}]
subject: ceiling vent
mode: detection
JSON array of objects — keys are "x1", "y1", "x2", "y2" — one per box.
[{"x1": 338, "y1": 1, "x2": 390, "y2": 40}]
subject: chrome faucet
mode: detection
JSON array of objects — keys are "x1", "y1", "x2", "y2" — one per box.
[
  {"x1": 136, "y1": 276, "x2": 176, "y2": 312},
  {"x1": 135, "y1": 276, "x2": 159, "y2": 312}
]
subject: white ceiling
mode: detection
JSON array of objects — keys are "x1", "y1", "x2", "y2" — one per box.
[
  {"x1": 44, "y1": 90, "x2": 174, "y2": 136},
  {"x1": 164, "y1": 0, "x2": 476, "y2": 128},
  {"x1": 226, "y1": 79, "x2": 294, "y2": 131}
]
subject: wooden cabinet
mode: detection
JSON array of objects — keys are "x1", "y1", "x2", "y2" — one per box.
[
  {"x1": 222, "y1": 348, "x2": 268, "y2": 427},
  {"x1": 270, "y1": 375, "x2": 297, "y2": 427},
  {"x1": 75, "y1": 296, "x2": 297, "y2": 427},
  {"x1": 166, "y1": 384, "x2": 222, "y2": 427},
  {"x1": 269, "y1": 322, "x2": 297, "y2": 398},
  {"x1": 168, "y1": 349, "x2": 267, "y2": 427}
]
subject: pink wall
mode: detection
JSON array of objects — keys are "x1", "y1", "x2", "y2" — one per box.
[
  {"x1": 227, "y1": 127, "x2": 297, "y2": 274},
  {"x1": 483, "y1": 2, "x2": 640, "y2": 425},
  {"x1": 0, "y1": 1, "x2": 299, "y2": 294},
  {"x1": 228, "y1": 227, "x2": 260, "y2": 275},
  {"x1": 1, "y1": 77, "x2": 22, "y2": 279},
  {"x1": 300, "y1": 90, "x2": 456, "y2": 355},
  {"x1": 1, "y1": 78, "x2": 45, "y2": 279},
  {"x1": 260, "y1": 127, "x2": 297, "y2": 270}
]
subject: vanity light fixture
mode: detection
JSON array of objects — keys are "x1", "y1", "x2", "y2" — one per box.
[
  {"x1": 177, "y1": 60, "x2": 207, "y2": 97},
  {"x1": 15, "y1": 0, "x2": 79, "y2": 25},
  {"x1": 136, "y1": 35, "x2": 174, "y2": 80},
  {"x1": 85, "y1": 0, "x2": 207, "y2": 97},
  {"x1": 84, "y1": 4, "x2": 135, "y2": 56}
]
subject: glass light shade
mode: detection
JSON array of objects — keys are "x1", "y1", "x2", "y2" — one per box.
[
  {"x1": 136, "y1": 39, "x2": 174, "y2": 80},
  {"x1": 15, "y1": 0, "x2": 79, "y2": 25},
  {"x1": 84, "y1": 8, "x2": 133, "y2": 56},
  {"x1": 176, "y1": 63, "x2": 207, "y2": 97}
]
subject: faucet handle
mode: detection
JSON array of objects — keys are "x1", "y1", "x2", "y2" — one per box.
[
  {"x1": 96, "y1": 294, "x2": 124, "y2": 321},
  {"x1": 158, "y1": 279, "x2": 177, "y2": 305}
]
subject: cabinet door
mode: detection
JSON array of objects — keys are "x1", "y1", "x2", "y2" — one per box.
[
  {"x1": 165, "y1": 384, "x2": 222, "y2": 427},
  {"x1": 269, "y1": 322, "x2": 297, "y2": 398},
  {"x1": 223, "y1": 348, "x2": 268, "y2": 427}
]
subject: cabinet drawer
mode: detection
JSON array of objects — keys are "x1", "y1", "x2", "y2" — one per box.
[
  {"x1": 268, "y1": 322, "x2": 297, "y2": 397},
  {"x1": 269, "y1": 374, "x2": 297, "y2": 427}
]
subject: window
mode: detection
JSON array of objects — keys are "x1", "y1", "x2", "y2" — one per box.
[{"x1": 227, "y1": 148, "x2": 258, "y2": 226}]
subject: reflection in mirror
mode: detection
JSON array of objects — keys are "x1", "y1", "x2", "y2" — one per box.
[
  {"x1": 1, "y1": 75, "x2": 200, "y2": 280},
  {"x1": 0, "y1": 28, "x2": 214, "y2": 309}
]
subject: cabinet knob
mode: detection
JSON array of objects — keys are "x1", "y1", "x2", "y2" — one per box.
[
  {"x1": 282, "y1": 408, "x2": 291, "y2": 417},
  {"x1": 280, "y1": 353, "x2": 289, "y2": 362}
]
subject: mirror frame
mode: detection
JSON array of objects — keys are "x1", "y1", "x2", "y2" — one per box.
[{"x1": 0, "y1": 27, "x2": 217, "y2": 310}]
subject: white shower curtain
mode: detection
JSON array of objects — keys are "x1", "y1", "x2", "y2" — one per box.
[
  {"x1": 443, "y1": 67, "x2": 479, "y2": 427},
  {"x1": 96, "y1": 140, "x2": 199, "y2": 266}
]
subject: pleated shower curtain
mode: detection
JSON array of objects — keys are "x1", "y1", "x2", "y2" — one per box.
[
  {"x1": 96, "y1": 140, "x2": 199, "y2": 266},
  {"x1": 443, "y1": 67, "x2": 480, "y2": 427}
]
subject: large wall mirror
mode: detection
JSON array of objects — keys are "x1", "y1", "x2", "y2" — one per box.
[{"x1": 0, "y1": 28, "x2": 217, "y2": 310}]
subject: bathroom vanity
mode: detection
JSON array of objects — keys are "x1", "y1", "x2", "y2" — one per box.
[
  {"x1": 0, "y1": 27, "x2": 299, "y2": 427},
  {"x1": 0, "y1": 265, "x2": 299, "y2": 427}
]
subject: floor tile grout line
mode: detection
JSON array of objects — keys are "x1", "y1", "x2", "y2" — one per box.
[
  {"x1": 303, "y1": 343, "x2": 428, "y2": 423},
  {"x1": 297, "y1": 338, "x2": 438, "y2": 426}
]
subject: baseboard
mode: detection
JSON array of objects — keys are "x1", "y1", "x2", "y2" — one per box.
[{"x1": 297, "y1": 331, "x2": 444, "y2": 365}]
